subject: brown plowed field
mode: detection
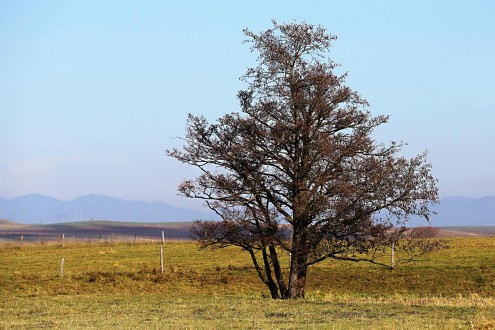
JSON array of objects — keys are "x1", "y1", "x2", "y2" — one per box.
[
  {"x1": 0, "y1": 220, "x2": 194, "y2": 242},
  {"x1": 1, "y1": 220, "x2": 494, "y2": 243}
]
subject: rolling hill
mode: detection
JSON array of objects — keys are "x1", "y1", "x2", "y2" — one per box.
[
  {"x1": 0, "y1": 194, "x2": 215, "y2": 224},
  {"x1": 0, "y1": 194, "x2": 494, "y2": 226}
]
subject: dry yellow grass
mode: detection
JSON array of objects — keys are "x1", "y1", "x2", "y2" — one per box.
[{"x1": 0, "y1": 237, "x2": 494, "y2": 329}]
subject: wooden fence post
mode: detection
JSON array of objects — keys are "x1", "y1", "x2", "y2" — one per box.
[
  {"x1": 20, "y1": 234, "x2": 23, "y2": 247},
  {"x1": 391, "y1": 242, "x2": 395, "y2": 269},
  {"x1": 61, "y1": 233, "x2": 65, "y2": 248},
  {"x1": 162, "y1": 231, "x2": 165, "y2": 245},
  {"x1": 160, "y1": 245, "x2": 164, "y2": 273},
  {"x1": 61, "y1": 256, "x2": 65, "y2": 278}
]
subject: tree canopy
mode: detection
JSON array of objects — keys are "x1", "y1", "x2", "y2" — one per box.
[{"x1": 168, "y1": 21, "x2": 439, "y2": 299}]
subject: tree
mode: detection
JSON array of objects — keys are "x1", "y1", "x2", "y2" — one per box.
[{"x1": 167, "y1": 21, "x2": 439, "y2": 299}]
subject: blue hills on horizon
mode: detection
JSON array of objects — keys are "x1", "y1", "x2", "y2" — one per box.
[
  {"x1": 0, "y1": 193, "x2": 494, "y2": 226},
  {"x1": 0, "y1": 193, "x2": 216, "y2": 224}
]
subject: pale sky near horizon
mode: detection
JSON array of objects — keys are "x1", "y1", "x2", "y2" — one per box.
[{"x1": 1, "y1": 1, "x2": 494, "y2": 209}]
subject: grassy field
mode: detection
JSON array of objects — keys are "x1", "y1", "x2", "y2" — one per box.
[{"x1": 1, "y1": 238, "x2": 494, "y2": 329}]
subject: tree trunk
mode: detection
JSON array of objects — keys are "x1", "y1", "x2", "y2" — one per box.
[
  {"x1": 287, "y1": 255, "x2": 308, "y2": 299},
  {"x1": 247, "y1": 248, "x2": 276, "y2": 297},
  {"x1": 247, "y1": 246, "x2": 283, "y2": 299},
  {"x1": 286, "y1": 229, "x2": 309, "y2": 299},
  {"x1": 269, "y1": 245, "x2": 287, "y2": 298},
  {"x1": 262, "y1": 247, "x2": 281, "y2": 299}
]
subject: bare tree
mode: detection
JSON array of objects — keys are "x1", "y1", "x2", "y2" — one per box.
[{"x1": 168, "y1": 21, "x2": 439, "y2": 299}]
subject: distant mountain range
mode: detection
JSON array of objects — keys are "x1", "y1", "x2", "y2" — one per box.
[
  {"x1": 0, "y1": 194, "x2": 494, "y2": 226},
  {"x1": 0, "y1": 194, "x2": 215, "y2": 224}
]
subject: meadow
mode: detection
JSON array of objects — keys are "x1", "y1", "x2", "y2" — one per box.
[{"x1": 1, "y1": 237, "x2": 494, "y2": 329}]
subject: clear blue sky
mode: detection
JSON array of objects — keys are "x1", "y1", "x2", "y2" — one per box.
[{"x1": 1, "y1": 1, "x2": 494, "y2": 208}]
